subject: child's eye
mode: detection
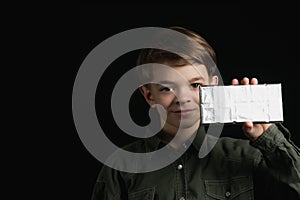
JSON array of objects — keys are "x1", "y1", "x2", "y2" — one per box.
[
  {"x1": 160, "y1": 87, "x2": 174, "y2": 92},
  {"x1": 191, "y1": 83, "x2": 202, "y2": 88}
]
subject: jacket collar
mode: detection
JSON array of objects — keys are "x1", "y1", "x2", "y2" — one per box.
[{"x1": 145, "y1": 125, "x2": 207, "y2": 153}]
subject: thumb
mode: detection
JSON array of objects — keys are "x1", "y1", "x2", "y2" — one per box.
[{"x1": 243, "y1": 121, "x2": 253, "y2": 133}]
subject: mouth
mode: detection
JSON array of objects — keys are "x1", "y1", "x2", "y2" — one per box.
[{"x1": 171, "y1": 109, "x2": 196, "y2": 116}]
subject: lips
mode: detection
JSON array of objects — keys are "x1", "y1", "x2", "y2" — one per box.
[{"x1": 172, "y1": 109, "x2": 196, "y2": 116}]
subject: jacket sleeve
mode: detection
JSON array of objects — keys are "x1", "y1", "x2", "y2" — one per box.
[
  {"x1": 251, "y1": 123, "x2": 300, "y2": 199},
  {"x1": 91, "y1": 165, "x2": 127, "y2": 200}
]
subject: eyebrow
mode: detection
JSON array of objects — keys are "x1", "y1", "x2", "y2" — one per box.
[
  {"x1": 156, "y1": 80, "x2": 175, "y2": 85},
  {"x1": 156, "y1": 77, "x2": 204, "y2": 85},
  {"x1": 189, "y1": 77, "x2": 204, "y2": 82}
]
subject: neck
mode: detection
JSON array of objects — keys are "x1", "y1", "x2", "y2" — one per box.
[{"x1": 159, "y1": 121, "x2": 200, "y2": 149}]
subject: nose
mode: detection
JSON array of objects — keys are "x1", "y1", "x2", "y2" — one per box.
[{"x1": 174, "y1": 88, "x2": 192, "y2": 105}]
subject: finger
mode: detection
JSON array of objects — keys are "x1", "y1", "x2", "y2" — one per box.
[
  {"x1": 244, "y1": 121, "x2": 253, "y2": 128},
  {"x1": 231, "y1": 78, "x2": 239, "y2": 85},
  {"x1": 241, "y1": 77, "x2": 249, "y2": 85},
  {"x1": 250, "y1": 78, "x2": 258, "y2": 85},
  {"x1": 242, "y1": 121, "x2": 253, "y2": 133}
]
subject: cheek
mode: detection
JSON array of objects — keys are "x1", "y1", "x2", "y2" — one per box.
[
  {"x1": 154, "y1": 93, "x2": 175, "y2": 107},
  {"x1": 193, "y1": 90, "x2": 200, "y2": 104}
]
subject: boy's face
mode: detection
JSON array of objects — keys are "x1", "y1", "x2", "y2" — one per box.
[{"x1": 140, "y1": 63, "x2": 218, "y2": 134}]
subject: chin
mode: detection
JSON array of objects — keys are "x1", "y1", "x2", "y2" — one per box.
[
  {"x1": 173, "y1": 119, "x2": 200, "y2": 129},
  {"x1": 180, "y1": 123, "x2": 199, "y2": 129}
]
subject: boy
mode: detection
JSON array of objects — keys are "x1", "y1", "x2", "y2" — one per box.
[{"x1": 91, "y1": 26, "x2": 300, "y2": 199}]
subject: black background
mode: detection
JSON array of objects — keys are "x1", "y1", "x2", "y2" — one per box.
[{"x1": 77, "y1": 3, "x2": 299, "y2": 199}]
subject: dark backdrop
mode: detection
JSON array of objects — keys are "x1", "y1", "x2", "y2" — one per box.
[{"x1": 77, "y1": 3, "x2": 299, "y2": 199}]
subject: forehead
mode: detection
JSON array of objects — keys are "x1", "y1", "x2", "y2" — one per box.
[{"x1": 150, "y1": 63, "x2": 209, "y2": 84}]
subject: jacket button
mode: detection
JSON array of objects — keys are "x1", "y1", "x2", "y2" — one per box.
[
  {"x1": 177, "y1": 164, "x2": 183, "y2": 170},
  {"x1": 225, "y1": 191, "x2": 231, "y2": 198}
]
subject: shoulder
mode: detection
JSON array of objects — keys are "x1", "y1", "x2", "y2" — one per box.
[
  {"x1": 211, "y1": 136, "x2": 261, "y2": 162},
  {"x1": 99, "y1": 137, "x2": 158, "y2": 174},
  {"x1": 121, "y1": 139, "x2": 147, "y2": 153}
]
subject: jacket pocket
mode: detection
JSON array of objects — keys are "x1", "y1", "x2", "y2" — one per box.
[
  {"x1": 204, "y1": 176, "x2": 254, "y2": 200},
  {"x1": 128, "y1": 187, "x2": 155, "y2": 200}
]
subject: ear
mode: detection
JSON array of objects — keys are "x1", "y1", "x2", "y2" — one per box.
[
  {"x1": 210, "y1": 75, "x2": 219, "y2": 85},
  {"x1": 139, "y1": 85, "x2": 155, "y2": 106}
]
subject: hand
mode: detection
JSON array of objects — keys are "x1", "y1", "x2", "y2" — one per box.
[{"x1": 231, "y1": 77, "x2": 272, "y2": 141}]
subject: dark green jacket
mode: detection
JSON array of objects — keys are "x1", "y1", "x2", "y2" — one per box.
[{"x1": 91, "y1": 123, "x2": 300, "y2": 199}]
